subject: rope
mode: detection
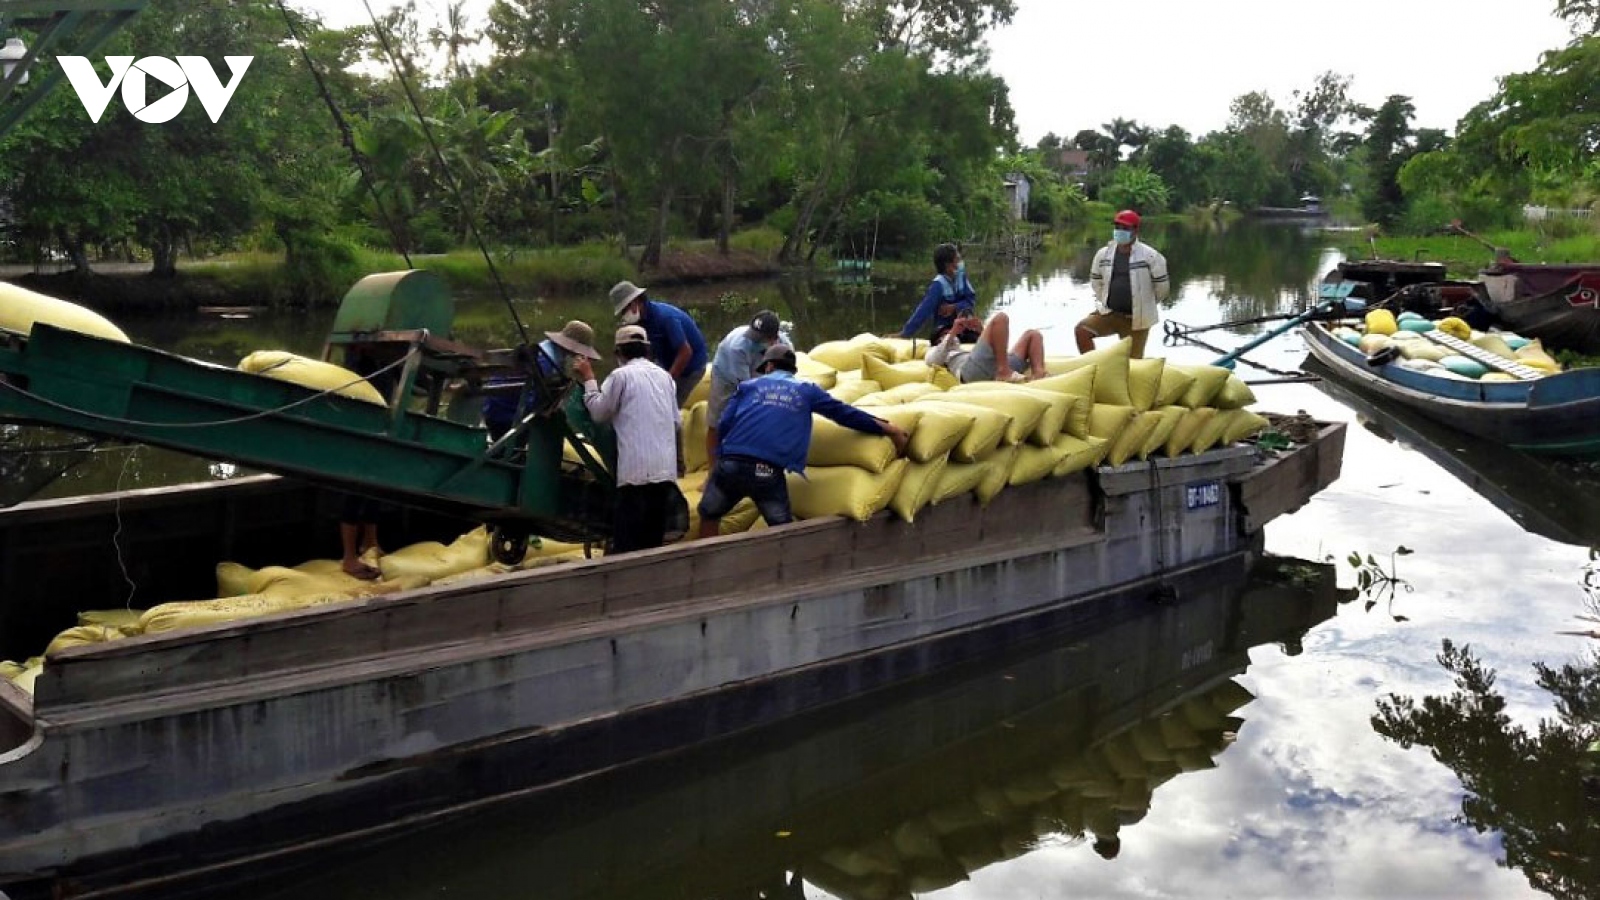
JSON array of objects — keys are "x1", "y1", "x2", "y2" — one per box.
[
  {"x1": 0, "y1": 349, "x2": 416, "y2": 430},
  {"x1": 274, "y1": 0, "x2": 414, "y2": 269},
  {"x1": 360, "y1": 0, "x2": 531, "y2": 348}
]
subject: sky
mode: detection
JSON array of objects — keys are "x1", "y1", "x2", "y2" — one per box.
[{"x1": 299, "y1": 0, "x2": 1576, "y2": 142}]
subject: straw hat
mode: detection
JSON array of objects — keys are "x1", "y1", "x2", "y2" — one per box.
[
  {"x1": 545, "y1": 320, "x2": 602, "y2": 360},
  {"x1": 610, "y1": 280, "x2": 647, "y2": 316}
]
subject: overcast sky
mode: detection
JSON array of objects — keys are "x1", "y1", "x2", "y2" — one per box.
[{"x1": 300, "y1": 0, "x2": 1576, "y2": 141}]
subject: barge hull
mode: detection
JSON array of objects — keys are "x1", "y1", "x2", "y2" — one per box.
[{"x1": 0, "y1": 426, "x2": 1344, "y2": 887}]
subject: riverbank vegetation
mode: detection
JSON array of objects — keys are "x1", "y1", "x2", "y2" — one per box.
[{"x1": 1, "y1": 0, "x2": 1597, "y2": 306}]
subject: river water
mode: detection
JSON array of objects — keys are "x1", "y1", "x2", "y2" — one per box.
[{"x1": 28, "y1": 222, "x2": 1600, "y2": 898}]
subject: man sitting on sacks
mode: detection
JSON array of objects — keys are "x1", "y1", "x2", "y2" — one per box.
[
  {"x1": 698, "y1": 344, "x2": 910, "y2": 538},
  {"x1": 924, "y1": 311, "x2": 1047, "y2": 384}
]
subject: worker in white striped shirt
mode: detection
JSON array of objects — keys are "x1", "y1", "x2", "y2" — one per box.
[{"x1": 575, "y1": 325, "x2": 683, "y2": 553}]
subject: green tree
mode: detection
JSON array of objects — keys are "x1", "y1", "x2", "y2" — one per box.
[
  {"x1": 1099, "y1": 164, "x2": 1169, "y2": 213},
  {"x1": 1361, "y1": 94, "x2": 1417, "y2": 225}
]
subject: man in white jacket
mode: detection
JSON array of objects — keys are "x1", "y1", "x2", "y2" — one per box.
[{"x1": 1076, "y1": 209, "x2": 1169, "y2": 358}]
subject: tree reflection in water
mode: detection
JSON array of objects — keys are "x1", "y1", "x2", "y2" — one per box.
[{"x1": 1373, "y1": 639, "x2": 1600, "y2": 899}]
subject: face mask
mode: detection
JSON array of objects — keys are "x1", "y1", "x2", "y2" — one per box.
[
  {"x1": 1113, "y1": 229, "x2": 1133, "y2": 246},
  {"x1": 957, "y1": 261, "x2": 966, "y2": 275},
  {"x1": 620, "y1": 309, "x2": 641, "y2": 326}
]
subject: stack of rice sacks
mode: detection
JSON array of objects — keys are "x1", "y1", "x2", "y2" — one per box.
[
  {"x1": 0, "y1": 527, "x2": 597, "y2": 691},
  {"x1": 799, "y1": 678, "x2": 1255, "y2": 899},
  {"x1": 676, "y1": 333, "x2": 1269, "y2": 537},
  {"x1": 1331, "y1": 309, "x2": 1564, "y2": 381}
]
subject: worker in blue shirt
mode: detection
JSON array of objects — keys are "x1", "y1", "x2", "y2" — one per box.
[
  {"x1": 896, "y1": 243, "x2": 980, "y2": 344},
  {"x1": 698, "y1": 344, "x2": 909, "y2": 538},
  {"x1": 612, "y1": 280, "x2": 708, "y2": 407}
]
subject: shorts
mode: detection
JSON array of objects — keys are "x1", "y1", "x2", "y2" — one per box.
[
  {"x1": 706, "y1": 376, "x2": 737, "y2": 425},
  {"x1": 1077, "y1": 310, "x2": 1137, "y2": 338},
  {"x1": 697, "y1": 455, "x2": 793, "y2": 526},
  {"x1": 957, "y1": 342, "x2": 1026, "y2": 384}
]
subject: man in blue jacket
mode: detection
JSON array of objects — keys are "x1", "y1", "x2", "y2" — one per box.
[
  {"x1": 612, "y1": 280, "x2": 708, "y2": 407},
  {"x1": 699, "y1": 345, "x2": 909, "y2": 538},
  {"x1": 896, "y1": 243, "x2": 980, "y2": 344}
]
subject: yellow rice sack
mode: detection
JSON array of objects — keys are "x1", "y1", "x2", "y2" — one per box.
[
  {"x1": 0, "y1": 280, "x2": 130, "y2": 342},
  {"x1": 807, "y1": 340, "x2": 867, "y2": 371},
  {"x1": 76, "y1": 609, "x2": 145, "y2": 635},
  {"x1": 1127, "y1": 357, "x2": 1167, "y2": 412},
  {"x1": 1088, "y1": 404, "x2": 1136, "y2": 444},
  {"x1": 1165, "y1": 408, "x2": 1216, "y2": 457},
  {"x1": 809, "y1": 415, "x2": 900, "y2": 472},
  {"x1": 1051, "y1": 435, "x2": 1106, "y2": 477},
  {"x1": 787, "y1": 459, "x2": 909, "y2": 522},
  {"x1": 950, "y1": 383, "x2": 1074, "y2": 446},
  {"x1": 975, "y1": 445, "x2": 1020, "y2": 504},
  {"x1": 1436, "y1": 316, "x2": 1470, "y2": 340},
  {"x1": 0, "y1": 661, "x2": 23, "y2": 680},
  {"x1": 1044, "y1": 337, "x2": 1134, "y2": 406},
  {"x1": 880, "y1": 337, "x2": 924, "y2": 363},
  {"x1": 889, "y1": 455, "x2": 950, "y2": 523},
  {"x1": 1106, "y1": 410, "x2": 1164, "y2": 467},
  {"x1": 678, "y1": 469, "x2": 708, "y2": 495},
  {"x1": 1470, "y1": 333, "x2": 1518, "y2": 361},
  {"x1": 914, "y1": 401, "x2": 1011, "y2": 462},
  {"x1": 877, "y1": 406, "x2": 961, "y2": 463},
  {"x1": 12, "y1": 663, "x2": 42, "y2": 695},
  {"x1": 239, "y1": 351, "x2": 388, "y2": 406},
  {"x1": 1191, "y1": 409, "x2": 1238, "y2": 454},
  {"x1": 796, "y1": 352, "x2": 839, "y2": 390},
  {"x1": 862, "y1": 354, "x2": 934, "y2": 389},
  {"x1": 140, "y1": 592, "x2": 353, "y2": 635},
  {"x1": 934, "y1": 390, "x2": 1048, "y2": 446},
  {"x1": 721, "y1": 498, "x2": 764, "y2": 534},
  {"x1": 1141, "y1": 406, "x2": 1188, "y2": 460},
  {"x1": 827, "y1": 380, "x2": 881, "y2": 404},
  {"x1": 863, "y1": 382, "x2": 942, "y2": 405},
  {"x1": 930, "y1": 461, "x2": 990, "y2": 505},
  {"x1": 1223, "y1": 409, "x2": 1271, "y2": 444},
  {"x1": 216, "y1": 561, "x2": 256, "y2": 597},
  {"x1": 682, "y1": 489, "x2": 703, "y2": 538},
  {"x1": 1154, "y1": 364, "x2": 1195, "y2": 407},
  {"x1": 1029, "y1": 365, "x2": 1097, "y2": 400},
  {"x1": 1364, "y1": 309, "x2": 1398, "y2": 336},
  {"x1": 683, "y1": 402, "x2": 709, "y2": 472},
  {"x1": 847, "y1": 333, "x2": 899, "y2": 365},
  {"x1": 684, "y1": 368, "x2": 712, "y2": 407},
  {"x1": 45, "y1": 625, "x2": 126, "y2": 656},
  {"x1": 1009, "y1": 443, "x2": 1067, "y2": 487},
  {"x1": 378, "y1": 528, "x2": 489, "y2": 582},
  {"x1": 1213, "y1": 376, "x2": 1257, "y2": 410},
  {"x1": 929, "y1": 365, "x2": 960, "y2": 390},
  {"x1": 1171, "y1": 364, "x2": 1232, "y2": 408},
  {"x1": 1399, "y1": 341, "x2": 1451, "y2": 363},
  {"x1": 1480, "y1": 372, "x2": 1518, "y2": 383}
]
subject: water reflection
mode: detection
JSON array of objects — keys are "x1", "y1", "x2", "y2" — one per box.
[
  {"x1": 1373, "y1": 639, "x2": 1600, "y2": 898},
  {"x1": 240, "y1": 556, "x2": 1351, "y2": 900}
]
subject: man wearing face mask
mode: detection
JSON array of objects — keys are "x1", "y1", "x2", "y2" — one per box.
[
  {"x1": 611, "y1": 280, "x2": 708, "y2": 408},
  {"x1": 480, "y1": 319, "x2": 602, "y2": 441},
  {"x1": 705, "y1": 310, "x2": 791, "y2": 465},
  {"x1": 896, "y1": 243, "x2": 981, "y2": 344},
  {"x1": 1076, "y1": 210, "x2": 1169, "y2": 358}
]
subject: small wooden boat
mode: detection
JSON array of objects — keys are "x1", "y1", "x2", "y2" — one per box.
[
  {"x1": 1301, "y1": 320, "x2": 1600, "y2": 457},
  {"x1": 1306, "y1": 355, "x2": 1600, "y2": 547},
  {"x1": 1480, "y1": 262, "x2": 1600, "y2": 355}
]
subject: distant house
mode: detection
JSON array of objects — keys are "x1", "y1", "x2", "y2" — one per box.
[
  {"x1": 1003, "y1": 173, "x2": 1031, "y2": 221},
  {"x1": 1045, "y1": 148, "x2": 1092, "y2": 181}
]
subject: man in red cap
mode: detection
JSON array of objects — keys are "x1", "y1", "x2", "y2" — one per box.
[{"x1": 1076, "y1": 209, "x2": 1169, "y2": 358}]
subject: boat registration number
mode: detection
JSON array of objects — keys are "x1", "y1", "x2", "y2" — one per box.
[{"x1": 1185, "y1": 481, "x2": 1222, "y2": 510}]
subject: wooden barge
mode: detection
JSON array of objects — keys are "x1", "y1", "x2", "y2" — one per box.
[{"x1": 0, "y1": 424, "x2": 1344, "y2": 895}]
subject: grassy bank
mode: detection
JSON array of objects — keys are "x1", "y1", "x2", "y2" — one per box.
[
  {"x1": 1341, "y1": 229, "x2": 1600, "y2": 278},
  {"x1": 17, "y1": 229, "x2": 791, "y2": 310}
]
